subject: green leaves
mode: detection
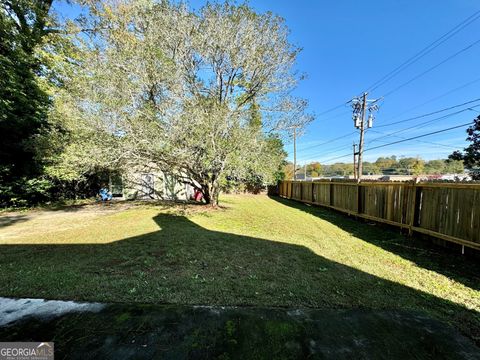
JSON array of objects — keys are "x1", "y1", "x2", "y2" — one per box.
[
  {"x1": 449, "y1": 116, "x2": 480, "y2": 179},
  {"x1": 0, "y1": 0, "x2": 55, "y2": 205},
  {"x1": 42, "y1": 0, "x2": 312, "y2": 204}
]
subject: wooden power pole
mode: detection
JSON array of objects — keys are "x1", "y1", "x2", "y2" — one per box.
[
  {"x1": 357, "y1": 92, "x2": 367, "y2": 181},
  {"x1": 353, "y1": 143, "x2": 357, "y2": 179},
  {"x1": 293, "y1": 127, "x2": 297, "y2": 180},
  {"x1": 351, "y1": 93, "x2": 380, "y2": 182}
]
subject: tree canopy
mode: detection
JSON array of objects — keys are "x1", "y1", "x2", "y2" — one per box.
[
  {"x1": 0, "y1": 0, "x2": 54, "y2": 203},
  {"x1": 49, "y1": 0, "x2": 312, "y2": 205},
  {"x1": 449, "y1": 116, "x2": 480, "y2": 180}
]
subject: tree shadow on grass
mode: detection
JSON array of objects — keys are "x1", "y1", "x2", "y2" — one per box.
[
  {"x1": 268, "y1": 195, "x2": 480, "y2": 293},
  {"x1": 0, "y1": 214, "x2": 29, "y2": 228},
  {"x1": 0, "y1": 211, "x2": 479, "y2": 350}
]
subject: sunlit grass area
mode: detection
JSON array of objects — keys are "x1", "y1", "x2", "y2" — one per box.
[{"x1": 0, "y1": 194, "x2": 479, "y2": 342}]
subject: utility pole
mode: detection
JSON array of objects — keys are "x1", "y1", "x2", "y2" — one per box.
[
  {"x1": 353, "y1": 143, "x2": 357, "y2": 180},
  {"x1": 288, "y1": 125, "x2": 302, "y2": 181},
  {"x1": 293, "y1": 127, "x2": 297, "y2": 180},
  {"x1": 304, "y1": 163, "x2": 307, "y2": 180},
  {"x1": 357, "y1": 92, "x2": 367, "y2": 180},
  {"x1": 351, "y1": 93, "x2": 380, "y2": 182}
]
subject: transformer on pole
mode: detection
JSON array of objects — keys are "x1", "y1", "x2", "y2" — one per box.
[{"x1": 351, "y1": 93, "x2": 381, "y2": 181}]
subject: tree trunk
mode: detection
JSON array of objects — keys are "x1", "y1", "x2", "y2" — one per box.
[
  {"x1": 201, "y1": 181, "x2": 220, "y2": 207},
  {"x1": 202, "y1": 184, "x2": 212, "y2": 205},
  {"x1": 211, "y1": 184, "x2": 220, "y2": 207},
  {"x1": 210, "y1": 176, "x2": 221, "y2": 206}
]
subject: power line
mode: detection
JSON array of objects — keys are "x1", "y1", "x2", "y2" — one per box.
[
  {"x1": 297, "y1": 131, "x2": 360, "y2": 159},
  {"x1": 317, "y1": 121, "x2": 471, "y2": 164},
  {"x1": 296, "y1": 102, "x2": 478, "y2": 162},
  {"x1": 316, "y1": 121, "x2": 472, "y2": 163},
  {"x1": 296, "y1": 101, "x2": 351, "y2": 130},
  {"x1": 381, "y1": 38, "x2": 480, "y2": 98},
  {"x1": 304, "y1": 85, "x2": 480, "y2": 160},
  {"x1": 297, "y1": 142, "x2": 355, "y2": 162},
  {"x1": 296, "y1": 110, "x2": 352, "y2": 151},
  {"x1": 381, "y1": 76, "x2": 480, "y2": 121},
  {"x1": 375, "y1": 97, "x2": 480, "y2": 128},
  {"x1": 297, "y1": 130, "x2": 356, "y2": 152},
  {"x1": 294, "y1": 18, "x2": 480, "y2": 163},
  {"x1": 321, "y1": 109, "x2": 352, "y2": 121},
  {"x1": 310, "y1": 11, "x2": 480, "y2": 163},
  {"x1": 317, "y1": 101, "x2": 351, "y2": 117},
  {"x1": 299, "y1": 27, "x2": 480, "y2": 157},
  {"x1": 316, "y1": 151, "x2": 353, "y2": 164},
  {"x1": 298, "y1": 105, "x2": 472, "y2": 160},
  {"x1": 368, "y1": 129, "x2": 461, "y2": 149},
  {"x1": 366, "y1": 105, "x2": 480, "y2": 146},
  {"x1": 364, "y1": 122, "x2": 472, "y2": 152},
  {"x1": 366, "y1": 9, "x2": 480, "y2": 93}
]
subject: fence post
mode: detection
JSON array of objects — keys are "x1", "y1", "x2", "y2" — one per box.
[
  {"x1": 408, "y1": 183, "x2": 420, "y2": 236},
  {"x1": 276, "y1": 180, "x2": 480, "y2": 250},
  {"x1": 329, "y1": 182, "x2": 334, "y2": 207},
  {"x1": 357, "y1": 183, "x2": 362, "y2": 215}
]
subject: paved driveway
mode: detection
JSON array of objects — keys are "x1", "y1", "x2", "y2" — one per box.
[{"x1": 0, "y1": 298, "x2": 479, "y2": 359}]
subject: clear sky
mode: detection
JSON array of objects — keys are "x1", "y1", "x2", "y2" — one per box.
[{"x1": 55, "y1": 0, "x2": 480, "y2": 165}]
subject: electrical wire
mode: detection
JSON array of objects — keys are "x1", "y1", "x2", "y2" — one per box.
[
  {"x1": 365, "y1": 9, "x2": 480, "y2": 93},
  {"x1": 381, "y1": 38, "x2": 480, "y2": 98},
  {"x1": 299, "y1": 138, "x2": 359, "y2": 161},
  {"x1": 366, "y1": 105, "x2": 480, "y2": 146},
  {"x1": 316, "y1": 101, "x2": 351, "y2": 117},
  {"x1": 315, "y1": 151, "x2": 354, "y2": 164},
  {"x1": 293, "y1": 14, "x2": 480, "y2": 162},
  {"x1": 382, "y1": 76, "x2": 480, "y2": 121},
  {"x1": 364, "y1": 122, "x2": 472, "y2": 152},
  {"x1": 297, "y1": 130, "x2": 355, "y2": 152},
  {"x1": 375, "y1": 97, "x2": 480, "y2": 128},
  {"x1": 311, "y1": 85, "x2": 480, "y2": 159},
  {"x1": 302, "y1": 104, "x2": 478, "y2": 158},
  {"x1": 368, "y1": 129, "x2": 460, "y2": 149},
  {"x1": 296, "y1": 103, "x2": 476, "y2": 161},
  {"x1": 316, "y1": 121, "x2": 471, "y2": 164},
  {"x1": 304, "y1": 31, "x2": 480, "y2": 152}
]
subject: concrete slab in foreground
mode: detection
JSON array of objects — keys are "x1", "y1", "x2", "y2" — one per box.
[{"x1": 0, "y1": 297, "x2": 478, "y2": 359}]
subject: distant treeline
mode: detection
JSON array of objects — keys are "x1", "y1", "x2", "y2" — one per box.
[{"x1": 284, "y1": 156, "x2": 465, "y2": 178}]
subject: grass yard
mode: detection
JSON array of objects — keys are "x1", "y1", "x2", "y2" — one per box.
[{"x1": 0, "y1": 194, "x2": 479, "y2": 343}]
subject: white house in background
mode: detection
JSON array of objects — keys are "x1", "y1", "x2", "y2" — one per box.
[{"x1": 108, "y1": 166, "x2": 195, "y2": 201}]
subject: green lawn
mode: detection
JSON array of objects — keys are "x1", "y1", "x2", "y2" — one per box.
[{"x1": 0, "y1": 194, "x2": 479, "y2": 343}]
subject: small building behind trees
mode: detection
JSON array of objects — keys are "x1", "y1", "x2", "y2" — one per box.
[{"x1": 107, "y1": 168, "x2": 194, "y2": 201}]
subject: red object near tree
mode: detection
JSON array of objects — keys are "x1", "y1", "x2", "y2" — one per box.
[{"x1": 194, "y1": 189, "x2": 203, "y2": 202}]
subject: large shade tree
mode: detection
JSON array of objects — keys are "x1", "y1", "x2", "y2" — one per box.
[
  {"x1": 53, "y1": 0, "x2": 312, "y2": 205},
  {"x1": 0, "y1": 0, "x2": 54, "y2": 203}
]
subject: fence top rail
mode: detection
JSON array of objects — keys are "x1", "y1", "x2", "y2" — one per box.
[
  {"x1": 415, "y1": 182, "x2": 480, "y2": 189},
  {"x1": 281, "y1": 180, "x2": 480, "y2": 189}
]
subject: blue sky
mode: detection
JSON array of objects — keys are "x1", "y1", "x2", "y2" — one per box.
[{"x1": 55, "y1": 0, "x2": 480, "y2": 165}]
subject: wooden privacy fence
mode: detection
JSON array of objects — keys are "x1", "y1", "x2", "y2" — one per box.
[{"x1": 278, "y1": 180, "x2": 480, "y2": 251}]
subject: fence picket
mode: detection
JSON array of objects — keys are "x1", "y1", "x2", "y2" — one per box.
[{"x1": 278, "y1": 180, "x2": 480, "y2": 250}]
